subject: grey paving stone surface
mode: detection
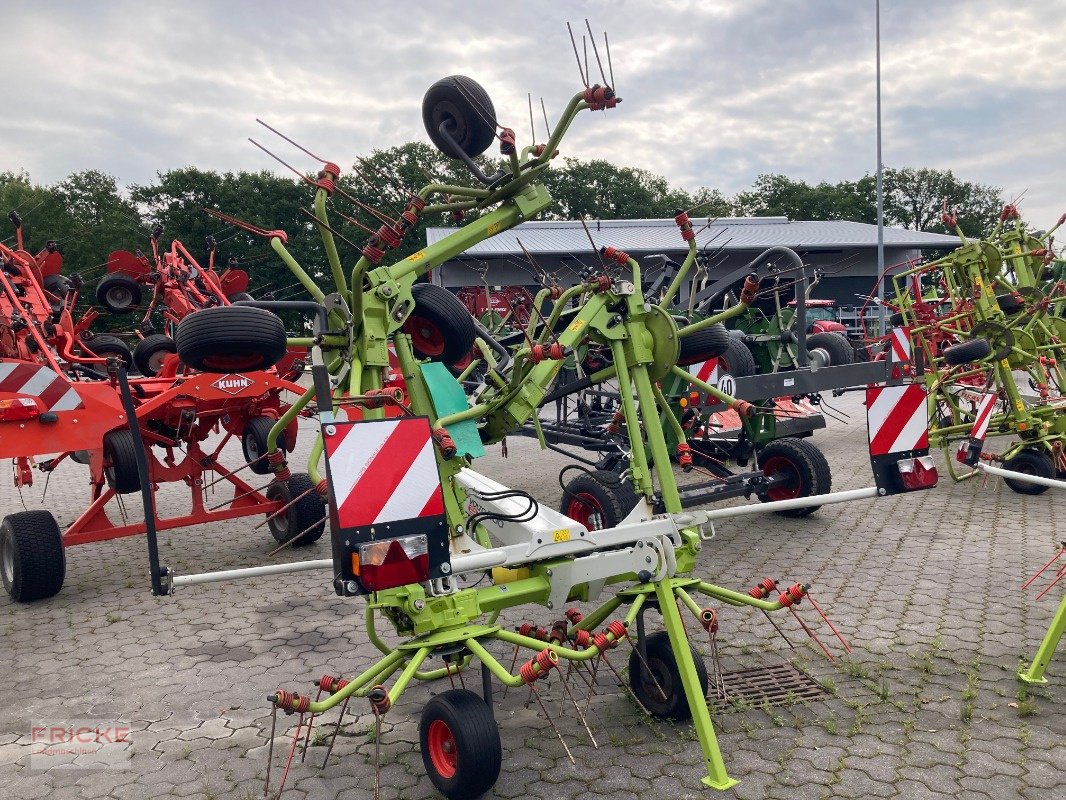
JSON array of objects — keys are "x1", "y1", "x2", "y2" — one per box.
[{"x1": 1, "y1": 393, "x2": 1064, "y2": 799}]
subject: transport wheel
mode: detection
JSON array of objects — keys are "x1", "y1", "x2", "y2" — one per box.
[
  {"x1": 559, "y1": 469, "x2": 640, "y2": 531},
  {"x1": 806, "y1": 332, "x2": 853, "y2": 366},
  {"x1": 756, "y1": 437, "x2": 831, "y2": 517},
  {"x1": 628, "y1": 630, "x2": 708, "y2": 720},
  {"x1": 227, "y1": 291, "x2": 254, "y2": 303},
  {"x1": 103, "y1": 429, "x2": 141, "y2": 494},
  {"x1": 265, "y1": 473, "x2": 326, "y2": 546},
  {"x1": 997, "y1": 293, "x2": 1025, "y2": 314},
  {"x1": 422, "y1": 76, "x2": 497, "y2": 159},
  {"x1": 943, "y1": 337, "x2": 992, "y2": 367},
  {"x1": 419, "y1": 689, "x2": 501, "y2": 800},
  {"x1": 677, "y1": 323, "x2": 731, "y2": 366},
  {"x1": 717, "y1": 337, "x2": 756, "y2": 377},
  {"x1": 132, "y1": 334, "x2": 177, "y2": 376},
  {"x1": 175, "y1": 306, "x2": 287, "y2": 373},
  {"x1": 242, "y1": 416, "x2": 287, "y2": 475},
  {"x1": 1002, "y1": 448, "x2": 1054, "y2": 496},
  {"x1": 0, "y1": 510, "x2": 65, "y2": 602},
  {"x1": 402, "y1": 284, "x2": 476, "y2": 365},
  {"x1": 87, "y1": 333, "x2": 133, "y2": 368},
  {"x1": 43, "y1": 274, "x2": 72, "y2": 299},
  {"x1": 96, "y1": 274, "x2": 142, "y2": 313}
]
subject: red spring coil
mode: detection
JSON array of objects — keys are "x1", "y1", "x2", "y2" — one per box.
[
  {"x1": 749, "y1": 578, "x2": 777, "y2": 599},
  {"x1": 362, "y1": 244, "x2": 385, "y2": 264},
  {"x1": 674, "y1": 211, "x2": 691, "y2": 227},
  {"x1": 777, "y1": 583, "x2": 807, "y2": 607},
  {"x1": 531, "y1": 342, "x2": 566, "y2": 363},
  {"x1": 572, "y1": 629, "x2": 592, "y2": 648},
  {"x1": 268, "y1": 449, "x2": 291, "y2": 481},
  {"x1": 274, "y1": 691, "x2": 311, "y2": 714},
  {"x1": 583, "y1": 84, "x2": 619, "y2": 110},
  {"x1": 315, "y1": 479, "x2": 329, "y2": 498},
  {"x1": 499, "y1": 127, "x2": 517, "y2": 156},
  {"x1": 732, "y1": 400, "x2": 755, "y2": 418},
  {"x1": 535, "y1": 648, "x2": 558, "y2": 672},
  {"x1": 399, "y1": 210, "x2": 419, "y2": 228},
  {"x1": 607, "y1": 410, "x2": 625, "y2": 434},
  {"x1": 676, "y1": 442, "x2": 693, "y2": 471},
  {"x1": 433, "y1": 428, "x2": 457, "y2": 459},
  {"x1": 408, "y1": 196, "x2": 426, "y2": 213},
  {"x1": 1000, "y1": 203, "x2": 1019, "y2": 221},
  {"x1": 322, "y1": 162, "x2": 341, "y2": 179},
  {"x1": 601, "y1": 246, "x2": 629, "y2": 266},
  {"x1": 548, "y1": 285, "x2": 563, "y2": 300},
  {"x1": 592, "y1": 632, "x2": 610, "y2": 651},
  {"x1": 376, "y1": 224, "x2": 401, "y2": 249},
  {"x1": 319, "y1": 674, "x2": 350, "y2": 693},
  {"x1": 316, "y1": 178, "x2": 336, "y2": 195},
  {"x1": 518, "y1": 660, "x2": 539, "y2": 685},
  {"x1": 604, "y1": 620, "x2": 626, "y2": 641},
  {"x1": 549, "y1": 622, "x2": 568, "y2": 644},
  {"x1": 740, "y1": 274, "x2": 759, "y2": 304},
  {"x1": 368, "y1": 685, "x2": 391, "y2": 714},
  {"x1": 532, "y1": 144, "x2": 546, "y2": 157},
  {"x1": 518, "y1": 622, "x2": 538, "y2": 638},
  {"x1": 564, "y1": 608, "x2": 584, "y2": 624},
  {"x1": 700, "y1": 608, "x2": 718, "y2": 634},
  {"x1": 451, "y1": 210, "x2": 464, "y2": 223}
]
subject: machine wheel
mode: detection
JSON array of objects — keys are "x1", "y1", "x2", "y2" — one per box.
[
  {"x1": 677, "y1": 323, "x2": 731, "y2": 366},
  {"x1": 718, "y1": 337, "x2": 756, "y2": 377},
  {"x1": 559, "y1": 469, "x2": 639, "y2": 531},
  {"x1": 175, "y1": 306, "x2": 287, "y2": 373},
  {"x1": 889, "y1": 311, "x2": 906, "y2": 327},
  {"x1": 242, "y1": 416, "x2": 287, "y2": 475},
  {"x1": 756, "y1": 437, "x2": 831, "y2": 517},
  {"x1": 132, "y1": 334, "x2": 177, "y2": 376},
  {"x1": 43, "y1": 274, "x2": 72, "y2": 299},
  {"x1": 227, "y1": 291, "x2": 254, "y2": 303},
  {"x1": 87, "y1": 334, "x2": 133, "y2": 368},
  {"x1": 422, "y1": 76, "x2": 497, "y2": 160},
  {"x1": 628, "y1": 630, "x2": 708, "y2": 720},
  {"x1": 265, "y1": 473, "x2": 326, "y2": 546},
  {"x1": 403, "y1": 284, "x2": 476, "y2": 365},
  {"x1": 0, "y1": 510, "x2": 65, "y2": 602},
  {"x1": 96, "y1": 274, "x2": 142, "y2": 313},
  {"x1": 1002, "y1": 449, "x2": 1054, "y2": 496},
  {"x1": 419, "y1": 689, "x2": 501, "y2": 800},
  {"x1": 103, "y1": 429, "x2": 141, "y2": 494},
  {"x1": 806, "y1": 332, "x2": 853, "y2": 366},
  {"x1": 997, "y1": 293, "x2": 1025, "y2": 314},
  {"x1": 943, "y1": 337, "x2": 992, "y2": 366}
]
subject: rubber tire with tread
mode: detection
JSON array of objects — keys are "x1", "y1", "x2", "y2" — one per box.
[
  {"x1": 175, "y1": 305, "x2": 287, "y2": 373},
  {"x1": 265, "y1": 473, "x2": 326, "y2": 545},
  {"x1": 943, "y1": 337, "x2": 992, "y2": 366},
  {"x1": 96, "y1": 274, "x2": 142, "y2": 313},
  {"x1": 422, "y1": 76, "x2": 497, "y2": 160},
  {"x1": 87, "y1": 334, "x2": 133, "y2": 368},
  {"x1": 132, "y1": 334, "x2": 176, "y2": 376},
  {"x1": 997, "y1": 293, "x2": 1025, "y2": 314},
  {"x1": 103, "y1": 429, "x2": 141, "y2": 494},
  {"x1": 678, "y1": 323, "x2": 731, "y2": 366},
  {"x1": 402, "y1": 284, "x2": 476, "y2": 365},
  {"x1": 0, "y1": 510, "x2": 65, "y2": 602},
  {"x1": 418, "y1": 688, "x2": 502, "y2": 800},
  {"x1": 559, "y1": 469, "x2": 640, "y2": 531},
  {"x1": 628, "y1": 630, "x2": 709, "y2": 720},
  {"x1": 1002, "y1": 448, "x2": 1054, "y2": 496},
  {"x1": 718, "y1": 337, "x2": 757, "y2": 377},
  {"x1": 806, "y1": 332, "x2": 853, "y2": 366},
  {"x1": 43, "y1": 274, "x2": 72, "y2": 299},
  {"x1": 756, "y1": 437, "x2": 832, "y2": 517},
  {"x1": 242, "y1": 416, "x2": 288, "y2": 476}
]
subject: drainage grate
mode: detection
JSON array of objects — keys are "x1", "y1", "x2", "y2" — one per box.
[{"x1": 709, "y1": 662, "x2": 827, "y2": 712}]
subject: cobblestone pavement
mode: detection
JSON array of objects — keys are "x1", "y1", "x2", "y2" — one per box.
[{"x1": 0, "y1": 392, "x2": 1063, "y2": 800}]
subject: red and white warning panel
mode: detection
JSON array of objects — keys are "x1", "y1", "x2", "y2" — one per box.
[
  {"x1": 322, "y1": 417, "x2": 450, "y2": 596},
  {"x1": 866, "y1": 383, "x2": 938, "y2": 493},
  {"x1": 0, "y1": 361, "x2": 84, "y2": 412},
  {"x1": 956, "y1": 392, "x2": 997, "y2": 466}
]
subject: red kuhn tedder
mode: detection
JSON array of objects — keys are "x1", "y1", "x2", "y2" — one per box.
[{"x1": 0, "y1": 215, "x2": 319, "y2": 603}]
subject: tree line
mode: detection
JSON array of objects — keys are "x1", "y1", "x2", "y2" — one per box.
[{"x1": 1, "y1": 144, "x2": 1003, "y2": 304}]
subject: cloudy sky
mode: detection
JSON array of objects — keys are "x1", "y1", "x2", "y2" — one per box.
[{"x1": 3, "y1": 1, "x2": 1064, "y2": 228}]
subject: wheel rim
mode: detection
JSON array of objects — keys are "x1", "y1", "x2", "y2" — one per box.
[
  {"x1": 426, "y1": 719, "x2": 458, "y2": 779},
  {"x1": 404, "y1": 316, "x2": 446, "y2": 357},
  {"x1": 148, "y1": 350, "x2": 169, "y2": 372},
  {"x1": 108, "y1": 286, "x2": 133, "y2": 308},
  {"x1": 639, "y1": 657, "x2": 674, "y2": 710},
  {"x1": 1, "y1": 533, "x2": 14, "y2": 587},
  {"x1": 761, "y1": 455, "x2": 803, "y2": 501},
  {"x1": 566, "y1": 492, "x2": 605, "y2": 530}
]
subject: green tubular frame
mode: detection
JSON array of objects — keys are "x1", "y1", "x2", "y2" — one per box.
[{"x1": 1018, "y1": 593, "x2": 1066, "y2": 685}]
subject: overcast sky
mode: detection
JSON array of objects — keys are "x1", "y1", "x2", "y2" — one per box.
[{"x1": 3, "y1": 1, "x2": 1063, "y2": 229}]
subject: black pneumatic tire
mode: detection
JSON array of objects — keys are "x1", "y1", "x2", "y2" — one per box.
[
  {"x1": 806, "y1": 332, "x2": 853, "y2": 366},
  {"x1": 103, "y1": 429, "x2": 141, "y2": 494},
  {"x1": 943, "y1": 337, "x2": 992, "y2": 367},
  {"x1": 132, "y1": 334, "x2": 177, "y2": 376},
  {"x1": 175, "y1": 306, "x2": 287, "y2": 373},
  {"x1": 997, "y1": 293, "x2": 1025, "y2": 314},
  {"x1": 43, "y1": 274, "x2": 72, "y2": 299},
  {"x1": 718, "y1": 337, "x2": 757, "y2": 377},
  {"x1": 678, "y1": 323, "x2": 731, "y2": 366},
  {"x1": 756, "y1": 437, "x2": 832, "y2": 517},
  {"x1": 96, "y1": 274, "x2": 142, "y2": 313},
  {"x1": 419, "y1": 689, "x2": 502, "y2": 800},
  {"x1": 402, "y1": 284, "x2": 476, "y2": 365},
  {"x1": 628, "y1": 630, "x2": 709, "y2": 720},
  {"x1": 422, "y1": 75, "x2": 497, "y2": 159},
  {"x1": 265, "y1": 473, "x2": 326, "y2": 545},
  {"x1": 1002, "y1": 449, "x2": 1054, "y2": 496},
  {"x1": 242, "y1": 416, "x2": 288, "y2": 475},
  {"x1": 88, "y1": 334, "x2": 133, "y2": 368},
  {"x1": 559, "y1": 469, "x2": 640, "y2": 531},
  {"x1": 0, "y1": 510, "x2": 65, "y2": 602}
]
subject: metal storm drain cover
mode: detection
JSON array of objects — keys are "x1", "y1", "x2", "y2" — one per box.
[{"x1": 709, "y1": 662, "x2": 828, "y2": 712}]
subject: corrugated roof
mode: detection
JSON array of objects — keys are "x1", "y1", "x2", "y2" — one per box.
[{"x1": 426, "y1": 216, "x2": 960, "y2": 255}]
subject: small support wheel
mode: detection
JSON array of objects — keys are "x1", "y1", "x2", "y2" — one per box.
[
  {"x1": 419, "y1": 688, "x2": 501, "y2": 800},
  {"x1": 402, "y1": 284, "x2": 476, "y2": 365},
  {"x1": 718, "y1": 337, "x2": 757, "y2": 377},
  {"x1": 422, "y1": 76, "x2": 497, "y2": 159},
  {"x1": 96, "y1": 274, "x2": 142, "y2": 313},
  {"x1": 628, "y1": 630, "x2": 708, "y2": 720},
  {"x1": 242, "y1": 416, "x2": 287, "y2": 475},
  {"x1": 103, "y1": 428, "x2": 142, "y2": 494},
  {"x1": 1002, "y1": 448, "x2": 1054, "y2": 496},
  {"x1": 132, "y1": 334, "x2": 177, "y2": 376},
  {"x1": 264, "y1": 473, "x2": 326, "y2": 545},
  {"x1": 678, "y1": 323, "x2": 731, "y2": 366},
  {"x1": 1, "y1": 510, "x2": 65, "y2": 602},
  {"x1": 806, "y1": 332, "x2": 853, "y2": 366},
  {"x1": 756, "y1": 437, "x2": 831, "y2": 517},
  {"x1": 87, "y1": 333, "x2": 133, "y2": 368},
  {"x1": 559, "y1": 469, "x2": 639, "y2": 531},
  {"x1": 943, "y1": 337, "x2": 992, "y2": 367}
]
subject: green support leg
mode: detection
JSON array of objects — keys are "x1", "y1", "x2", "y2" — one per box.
[
  {"x1": 656, "y1": 580, "x2": 738, "y2": 790},
  {"x1": 1018, "y1": 593, "x2": 1066, "y2": 685}
]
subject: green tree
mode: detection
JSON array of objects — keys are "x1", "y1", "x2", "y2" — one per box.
[
  {"x1": 539, "y1": 158, "x2": 700, "y2": 220},
  {"x1": 883, "y1": 167, "x2": 1001, "y2": 237},
  {"x1": 733, "y1": 174, "x2": 876, "y2": 223}
]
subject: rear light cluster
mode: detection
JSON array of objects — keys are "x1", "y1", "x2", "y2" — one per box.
[
  {"x1": 0, "y1": 397, "x2": 40, "y2": 422},
  {"x1": 353, "y1": 534, "x2": 429, "y2": 591},
  {"x1": 896, "y1": 455, "x2": 938, "y2": 490}
]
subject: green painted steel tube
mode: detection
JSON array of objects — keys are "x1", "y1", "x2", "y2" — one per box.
[
  {"x1": 267, "y1": 385, "x2": 315, "y2": 452},
  {"x1": 696, "y1": 581, "x2": 786, "y2": 612},
  {"x1": 475, "y1": 575, "x2": 552, "y2": 613},
  {"x1": 674, "y1": 586, "x2": 704, "y2": 619},
  {"x1": 313, "y1": 188, "x2": 348, "y2": 299},
  {"x1": 535, "y1": 284, "x2": 587, "y2": 344},
  {"x1": 670, "y1": 365, "x2": 740, "y2": 411},
  {"x1": 465, "y1": 638, "x2": 525, "y2": 688},
  {"x1": 271, "y1": 237, "x2": 324, "y2": 303},
  {"x1": 306, "y1": 649, "x2": 406, "y2": 713},
  {"x1": 572, "y1": 595, "x2": 624, "y2": 633},
  {"x1": 652, "y1": 381, "x2": 687, "y2": 448},
  {"x1": 495, "y1": 628, "x2": 615, "y2": 662},
  {"x1": 1018, "y1": 592, "x2": 1066, "y2": 685},
  {"x1": 609, "y1": 339, "x2": 654, "y2": 496},
  {"x1": 660, "y1": 239, "x2": 698, "y2": 309},
  {"x1": 386, "y1": 646, "x2": 433, "y2": 706},
  {"x1": 676, "y1": 299, "x2": 749, "y2": 336}
]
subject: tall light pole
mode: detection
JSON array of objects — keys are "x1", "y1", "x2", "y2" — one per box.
[{"x1": 875, "y1": 0, "x2": 886, "y2": 336}]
